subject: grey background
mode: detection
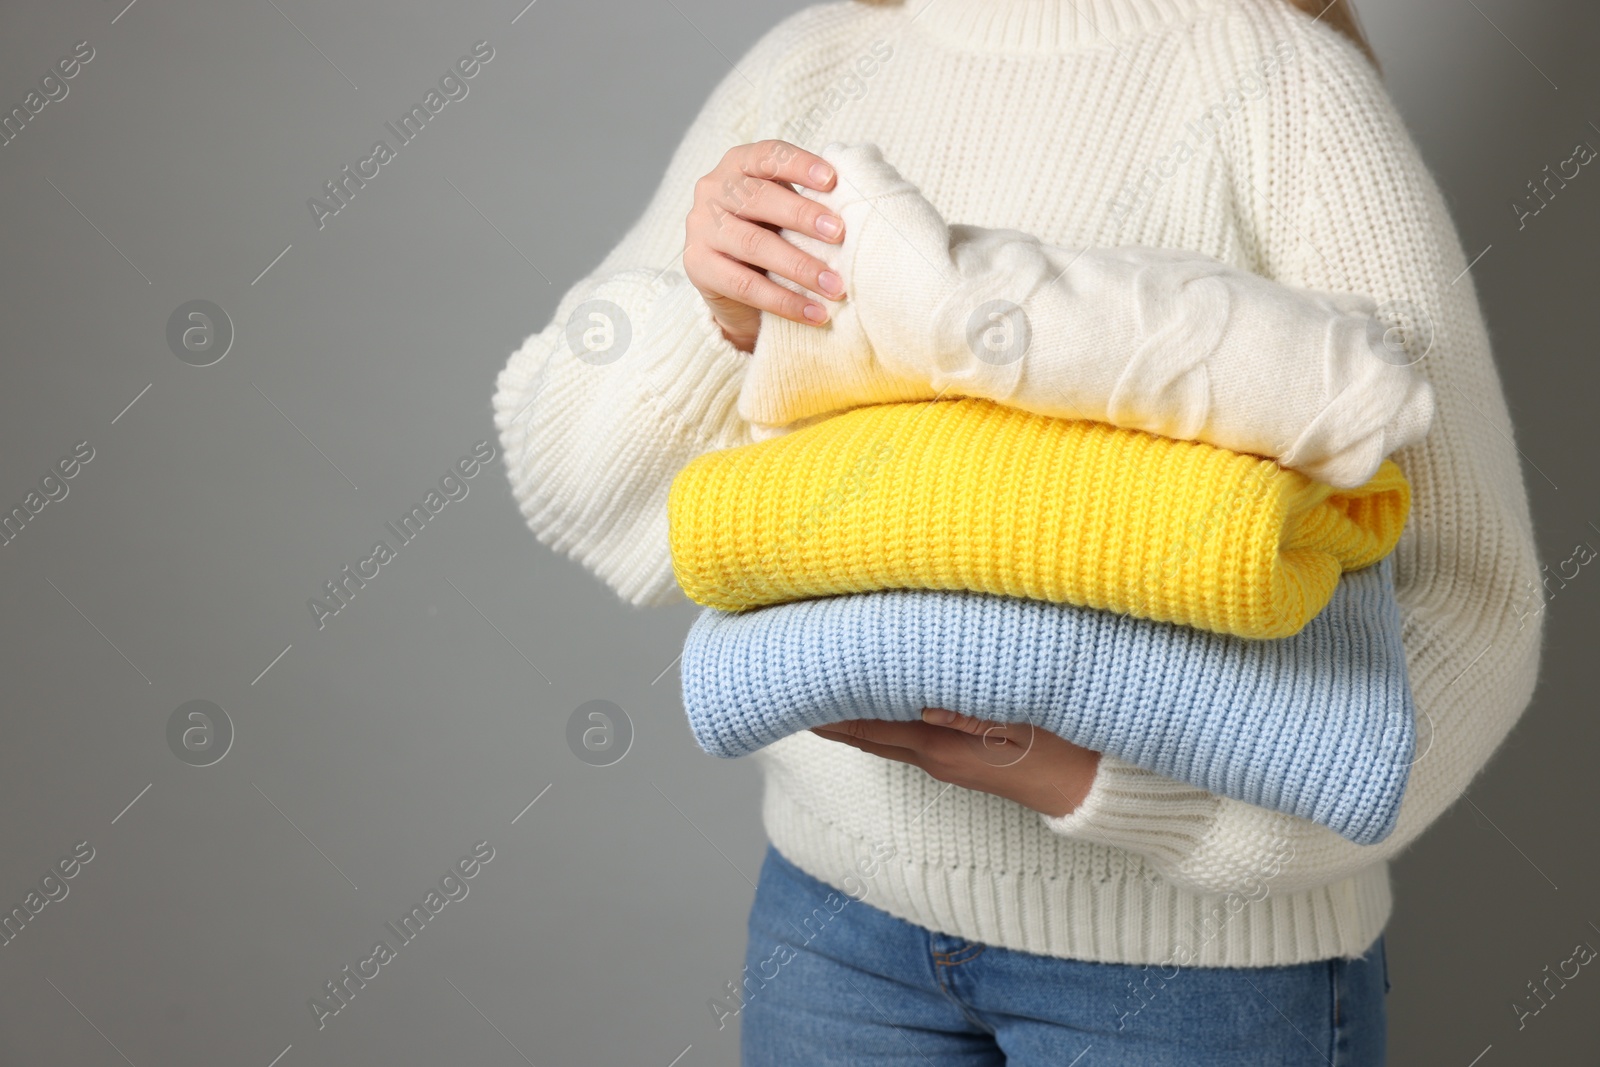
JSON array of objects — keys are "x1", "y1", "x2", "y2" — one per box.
[{"x1": 0, "y1": 0, "x2": 1594, "y2": 1063}]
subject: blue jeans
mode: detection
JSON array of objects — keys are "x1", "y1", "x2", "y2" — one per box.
[{"x1": 741, "y1": 844, "x2": 1388, "y2": 1066}]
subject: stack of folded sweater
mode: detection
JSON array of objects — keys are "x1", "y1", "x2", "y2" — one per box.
[{"x1": 664, "y1": 144, "x2": 1427, "y2": 847}]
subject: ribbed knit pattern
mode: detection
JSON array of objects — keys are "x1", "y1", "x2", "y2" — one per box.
[
  {"x1": 669, "y1": 397, "x2": 1410, "y2": 637},
  {"x1": 491, "y1": 0, "x2": 1546, "y2": 966},
  {"x1": 683, "y1": 556, "x2": 1413, "y2": 843}
]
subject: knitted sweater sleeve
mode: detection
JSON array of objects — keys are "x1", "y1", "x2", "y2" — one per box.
[
  {"x1": 1039, "y1": 43, "x2": 1546, "y2": 895},
  {"x1": 490, "y1": 29, "x2": 794, "y2": 606}
]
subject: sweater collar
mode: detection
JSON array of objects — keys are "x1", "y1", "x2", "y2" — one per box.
[{"x1": 905, "y1": 0, "x2": 1217, "y2": 52}]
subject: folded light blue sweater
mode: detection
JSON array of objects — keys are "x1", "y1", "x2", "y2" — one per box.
[{"x1": 680, "y1": 556, "x2": 1415, "y2": 845}]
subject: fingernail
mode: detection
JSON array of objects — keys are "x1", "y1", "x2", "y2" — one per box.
[
  {"x1": 815, "y1": 214, "x2": 841, "y2": 238},
  {"x1": 922, "y1": 708, "x2": 956, "y2": 725},
  {"x1": 810, "y1": 162, "x2": 834, "y2": 186},
  {"x1": 817, "y1": 270, "x2": 843, "y2": 296},
  {"x1": 803, "y1": 303, "x2": 827, "y2": 323}
]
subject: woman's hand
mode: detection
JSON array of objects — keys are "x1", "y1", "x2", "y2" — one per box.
[
  {"x1": 810, "y1": 709, "x2": 1103, "y2": 818},
  {"x1": 684, "y1": 140, "x2": 848, "y2": 353}
]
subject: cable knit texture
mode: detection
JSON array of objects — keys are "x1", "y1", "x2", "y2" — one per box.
[
  {"x1": 490, "y1": 0, "x2": 1545, "y2": 966},
  {"x1": 742, "y1": 141, "x2": 1435, "y2": 489},
  {"x1": 681, "y1": 556, "x2": 1414, "y2": 844},
  {"x1": 669, "y1": 396, "x2": 1410, "y2": 636}
]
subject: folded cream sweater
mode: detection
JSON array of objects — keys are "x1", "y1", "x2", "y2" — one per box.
[
  {"x1": 742, "y1": 140, "x2": 1434, "y2": 489},
  {"x1": 491, "y1": 0, "x2": 1544, "y2": 966}
]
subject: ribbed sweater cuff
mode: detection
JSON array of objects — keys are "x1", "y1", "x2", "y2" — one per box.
[
  {"x1": 636, "y1": 279, "x2": 752, "y2": 446},
  {"x1": 491, "y1": 275, "x2": 751, "y2": 608},
  {"x1": 1040, "y1": 754, "x2": 1221, "y2": 872}
]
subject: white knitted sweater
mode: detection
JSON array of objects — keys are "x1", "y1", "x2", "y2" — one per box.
[
  {"x1": 492, "y1": 0, "x2": 1545, "y2": 966},
  {"x1": 742, "y1": 139, "x2": 1436, "y2": 488}
]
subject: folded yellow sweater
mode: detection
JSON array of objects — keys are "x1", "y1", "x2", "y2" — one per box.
[{"x1": 668, "y1": 398, "x2": 1410, "y2": 639}]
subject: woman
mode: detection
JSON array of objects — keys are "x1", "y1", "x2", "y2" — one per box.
[{"x1": 492, "y1": 0, "x2": 1544, "y2": 1062}]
